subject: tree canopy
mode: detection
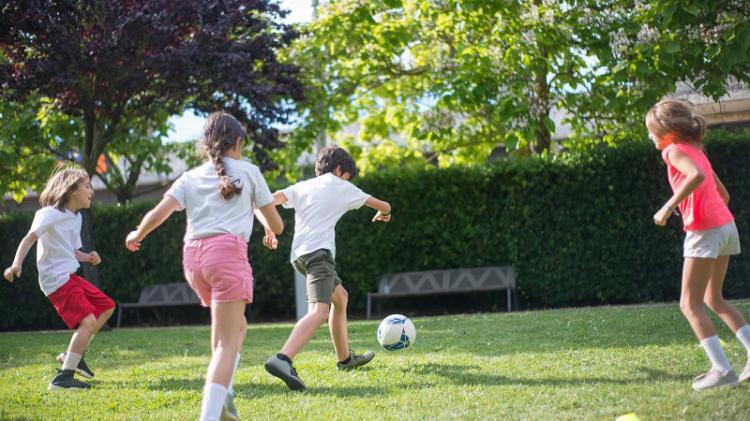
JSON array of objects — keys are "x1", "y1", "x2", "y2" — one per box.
[
  {"x1": 284, "y1": 0, "x2": 750, "y2": 174},
  {"x1": 0, "y1": 0, "x2": 304, "y2": 181}
]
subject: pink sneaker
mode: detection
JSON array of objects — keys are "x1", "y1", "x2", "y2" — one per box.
[{"x1": 692, "y1": 369, "x2": 739, "y2": 391}]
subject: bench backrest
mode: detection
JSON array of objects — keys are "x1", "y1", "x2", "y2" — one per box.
[
  {"x1": 377, "y1": 266, "x2": 516, "y2": 294},
  {"x1": 137, "y1": 282, "x2": 201, "y2": 305}
]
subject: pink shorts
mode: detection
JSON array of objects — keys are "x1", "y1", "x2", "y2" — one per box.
[
  {"x1": 48, "y1": 274, "x2": 115, "y2": 329},
  {"x1": 182, "y1": 233, "x2": 254, "y2": 306}
]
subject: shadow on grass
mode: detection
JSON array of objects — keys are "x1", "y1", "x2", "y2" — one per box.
[
  {"x1": 100, "y1": 376, "x2": 391, "y2": 398},
  {"x1": 405, "y1": 363, "x2": 692, "y2": 387}
]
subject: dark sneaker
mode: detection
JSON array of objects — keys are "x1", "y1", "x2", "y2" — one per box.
[
  {"x1": 264, "y1": 355, "x2": 306, "y2": 391},
  {"x1": 220, "y1": 392, "x2": 239, "y2": 421},
  {"x1": 336, "y1": 350, "x2": 375, "y2": 371},
  {"x1": 48, "y1": 369, "x2": 91, "y2": 391},
  {"x1": 56, "y1": 352, "x2": 95, "y2": 379}
]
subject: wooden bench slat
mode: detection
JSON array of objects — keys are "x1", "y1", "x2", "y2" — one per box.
[
  {"x1": 367, "y1": 266, "x2": 516, "y2": 319},
  {"x1": 116, "y1": 282, "x2": 201, "y2": 327}
]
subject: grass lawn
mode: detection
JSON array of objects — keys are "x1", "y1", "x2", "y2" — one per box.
[{"x1": 1, "y1": 302, "x2": 750, "y2": 420}]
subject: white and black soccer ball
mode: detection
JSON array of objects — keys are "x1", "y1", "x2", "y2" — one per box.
[{"x1": 377, "y1": 314, "x2": 416, "y2": 351}]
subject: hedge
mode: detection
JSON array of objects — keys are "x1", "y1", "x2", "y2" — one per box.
[{"x1": 1, "y1": 134, "x2": 748, "y2": 330}]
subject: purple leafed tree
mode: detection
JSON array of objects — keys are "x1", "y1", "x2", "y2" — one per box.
[{"x1": 0, "y1": 0, "x2": 304, "y2": 284}]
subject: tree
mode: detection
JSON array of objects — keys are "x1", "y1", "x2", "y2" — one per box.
[
  {"x1": 0, "y1": 97, "x2": 59, "y2": 202},
  {"x1": 285, "y1": 0, "x2": 750, "y2": 173},
  {"x1": 0, "y1": 0, "x2": 303, "y2": 283},
  {"x1": 285, "y1": 0, "x2": 594, "y2": 171},
  {"x1": 572, "y1": 0, "x2": 750, "y2": 140}
]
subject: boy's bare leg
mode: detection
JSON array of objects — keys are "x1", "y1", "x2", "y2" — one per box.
[
  {"x1": 93, "y1": 307, "x2": 114, "y2": 334},
  {"x1": 60, "y1": 307, "x2": 113, "y2": 358},
  {"x1": 67, "y1": 314, "x2": 97, "y2": 356},
  {"x1": 279, "y1": 302, "x2": 329, "y2": 359},
  {"x1": 329, "y1": 285, "x2": 351, "y2": 361}
]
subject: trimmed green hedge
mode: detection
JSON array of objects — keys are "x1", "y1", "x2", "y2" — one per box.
[{"x1": 1, "y1": 135, "x2": 748, "y2": 330}]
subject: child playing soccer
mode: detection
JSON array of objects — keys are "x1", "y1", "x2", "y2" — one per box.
[
  {"x1": 260, "y1": 145, "x2": 391, "y2": 391},
  {"x1": 125, "y1": 112, "x2": 283, "y2": 421},
  {"x1": 647, "y1": 98, "x2": 750, "y2": 390},
  {"x1": 3, "y1": 165, "x2": 115, "y2": 390}
]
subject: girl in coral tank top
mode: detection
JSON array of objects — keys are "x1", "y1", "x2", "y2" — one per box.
[{"x1": 647, "y1": 98, "x2": 749, "y2": 391}]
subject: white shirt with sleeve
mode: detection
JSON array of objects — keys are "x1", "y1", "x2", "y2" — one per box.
[
  {"x1": 165, "y1": 158, "x2": 274, "y2": 242},
  {"x1": 29, "y1": 207, "x2": 83, "y2": 296},
  {"x1": 280, "y1": 172, "x2": 371, "y2": 262}
]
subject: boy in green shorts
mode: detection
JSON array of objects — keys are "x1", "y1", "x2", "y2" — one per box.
[{"x1": 259, "y1": 145, "x2": 391, "y2": 391}]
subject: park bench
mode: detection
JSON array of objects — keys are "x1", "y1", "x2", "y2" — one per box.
[
  {"x1": 366, "y1": 266, "x2": 516, "y2": 319},
  {"x1": 116, "y1": 282, "x2": 201, "y2": 328}
]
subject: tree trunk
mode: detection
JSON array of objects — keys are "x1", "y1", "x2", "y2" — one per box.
[
  {"x1": 531, "y1": 58, "x2": 551, "y2": 154},
  {"x1": 79, "y1": 208, "x2": 100, "y2": 286},
  {"x1": 80, "y1": 119, "x2": 101, "y2": 286}
]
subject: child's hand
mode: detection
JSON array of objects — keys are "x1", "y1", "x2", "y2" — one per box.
[
  {"x1": 3, "y1": 265, "x2": 21, "y2": 282},
  {"x1": 125, "y1": 231, "x2": 142, "y2": 252},
  {"x1": 88, "y1": 251, "x2": 101, "y2": 266},
  {"x1": 372, "y1": 211, "x2": 391, "y2": 223},
  {"x1": 263, "y1": 229, "x2": 278, "y2": 250},
  {"x1": 653, "y1": 206, "x2": 673, "y2": 226}
]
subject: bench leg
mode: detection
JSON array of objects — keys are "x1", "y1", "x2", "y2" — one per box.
[
  {"x1": 367, "y1": 296, "x2": 372, "y2": 320},
  {"x1": 507, "y1": 288, "x2": 512, "y2": 312},
  {"x1": 116, "y1": 306, "x2": 122, "y2": 328}
]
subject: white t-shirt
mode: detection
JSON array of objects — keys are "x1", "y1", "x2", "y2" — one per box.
[
  {"x1": 29, "y1": 207, "x2": 82, "y2": 296},
  {"x1": 166, "y1": 158, "x2": 274, "y2": 242},
  {"x1": 281, "y1": 172, "x2": 371, "y2": 262}
]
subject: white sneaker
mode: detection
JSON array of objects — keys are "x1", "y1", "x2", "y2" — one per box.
[
  {"x1": 740, "y1": 361, "x2": 750, "y2": 383},
  {"x1": 692, "y1": 369, "x2": 739, "y2": 391}
]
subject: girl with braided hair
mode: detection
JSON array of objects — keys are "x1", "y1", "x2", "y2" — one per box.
[{"x1": 126, "y1": 111, "x2": 283, "y2": 420}]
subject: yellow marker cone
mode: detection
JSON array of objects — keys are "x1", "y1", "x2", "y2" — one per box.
[{"x1": 615, "y1": 414, "x2": 640, "y2": 421}]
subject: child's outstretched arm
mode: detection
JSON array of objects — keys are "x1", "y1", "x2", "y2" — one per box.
[
  {"x1": 125, "y1": 196, "x2": 181, "y2": 251},
  {"x1": 654, "y1": 149, "x2": 705, "y2": 226},
  {"x1": 3, "y1": 232, "x2": 38, "y2": 282},
  {"x1": 255, "y1": 191, "x2": 286, "y2": 250},
  {"x1": 366, "y1": 196, "x2": 391, "y2": 222}
]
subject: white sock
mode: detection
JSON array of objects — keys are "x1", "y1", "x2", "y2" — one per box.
[
  {"x1": 700, "y1": 335, "x2": 732, "y2": 372},
  {"x1": 228, "y1": 353, "x2": 241, "y2": 395},
  {"x1": 736, "y1": 325, "x2": 750, "y2": 357},
  {"x1": 200, "y1": 383, "x2": 227, "y2": 421},
  {"x1": 62, "y1": 351, "x2": 82, "y2": 371}
]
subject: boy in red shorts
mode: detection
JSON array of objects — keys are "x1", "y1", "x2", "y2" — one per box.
[{"x1": 4, "y1": 166, "x2": 114, "y2": 390}]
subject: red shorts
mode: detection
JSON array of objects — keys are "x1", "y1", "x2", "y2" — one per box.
[{"x1": 48, "y1": 274, "x2": 115, "y2": 329}]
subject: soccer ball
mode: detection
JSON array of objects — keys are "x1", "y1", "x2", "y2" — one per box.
[{"x1": 377, "y1": 314, "x2": 416, "y2": 351}]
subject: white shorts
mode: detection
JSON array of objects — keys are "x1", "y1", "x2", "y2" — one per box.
[{"x1": 683, "y1": 221, "x2": 741, "y2": 259}]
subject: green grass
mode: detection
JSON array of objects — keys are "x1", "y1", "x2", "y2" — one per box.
[{"x1": 2, "y1": 302, "x2": 750, "y2": 420}]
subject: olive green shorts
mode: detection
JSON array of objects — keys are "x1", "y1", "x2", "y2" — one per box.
[{"x1": 292, "y1": 249, "x2": 342, "y2": 305}]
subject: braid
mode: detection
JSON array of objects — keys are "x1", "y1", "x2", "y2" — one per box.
[{"x1": 203, "y1": 112, "x2": 245, "y2": 199}]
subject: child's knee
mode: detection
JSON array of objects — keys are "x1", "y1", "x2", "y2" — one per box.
[
  {"x1": 78, "y1": 315, "x2": 97, "y2": 332},
  {"x1": 310, "y1": 304, "x2": 330, "y2": 322},
  {"x1": 679, "y1": 299, "x2": 703, "y2": 317},
  {"x1": 704, "y1": 295, "x2": 727, "y2": 311},
  {"x1": 332, "y1": 287, "x2": 348, "y2": 306},
  {"x1": 101, "y1": 307, "x2": 114, "y2": 319}
]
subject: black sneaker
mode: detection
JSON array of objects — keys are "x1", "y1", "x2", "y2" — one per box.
[
  {"x1": 48, "y1": 369, "x2": 91, "y2": 391},
  {"x1": 56, "y1": 352, "x2": 95, "y2": 378},
  {"x1": 336, "y1": 350, "x2": 375, "y2": 371},
  {"x1": 264, "y1": 355, "x2": 306, "y2": 391}
]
